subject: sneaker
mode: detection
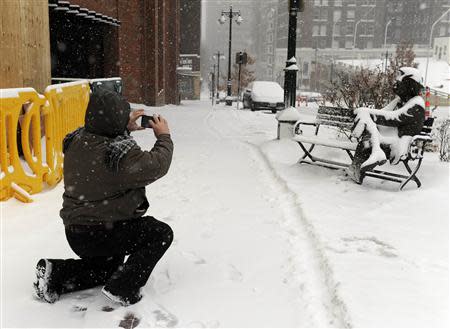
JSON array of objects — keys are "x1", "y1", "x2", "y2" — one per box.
[
  {"x1": 101, "y1": 287, "x2": 142, "y2": 307},
  {"x1": 33, "y1": 259, "x2": 59, "y2": 303},
  {"x1": 345, "y1": 165, "x2": 363, "y2": 184}
]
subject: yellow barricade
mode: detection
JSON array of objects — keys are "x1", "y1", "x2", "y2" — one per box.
[
  {"x1": 44, "y1": 81, "x2": 90, "y2": 187},
  {"x1": 0, "y1": 81, "x2": 90, "y2": 202}
]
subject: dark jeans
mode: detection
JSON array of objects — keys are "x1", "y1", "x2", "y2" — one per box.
[{"x1": 48, "y1": 216, "x2": 173, "y2": 297}]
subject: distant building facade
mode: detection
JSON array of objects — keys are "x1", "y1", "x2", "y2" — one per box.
[
  {"x1": 269, "y1": 0, "x2": 450, "y2": 90},
  {"x1": 433, "y1": 37, "x2": 450, "y2": 64},
  {"x1": 178, "y1": 0, "x2": 201, "y2": 100}
]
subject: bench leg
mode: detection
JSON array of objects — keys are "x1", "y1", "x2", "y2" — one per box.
[
  {"x1": 400, "y1": 159, "x2": 422, "y2": 190},
  {"x1": 345, "y1": 149, "x2": 354, "y2": 162},
  {"x1": 297, "y1": 125, "x2": 320, "y2": 163},
  {"x1": 298, "y1": 142, "x2": 316, "y2": 162}
]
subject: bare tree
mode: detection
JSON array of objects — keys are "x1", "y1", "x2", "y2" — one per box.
[
  {"x1": 220, "y1": 53, "x2": 256, "y2": 94},
  {"x1": 325, "y1": 42, "x2": 417, "y2": 109},
  {"x1": 434, "y1": 119, "x2": 450, "y2": 162}
]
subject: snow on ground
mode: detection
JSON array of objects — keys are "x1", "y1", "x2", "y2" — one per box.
[
  {"x1": 338, "y1": 57, "x2": 450, "y2": 93},
  {"x1": 1, "y1": 100, "x2": 448, "y2": 328}
]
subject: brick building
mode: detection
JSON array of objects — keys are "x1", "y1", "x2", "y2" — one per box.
[{"x1": 49, "y1": 0, "x2": 180, "y2": 106}]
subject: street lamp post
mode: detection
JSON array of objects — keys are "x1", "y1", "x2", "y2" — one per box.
[
  {"x1": 213, "y1": 51, "x2": 225, "y2": 100},
  {"x1": 383, "y1": 19, "x2": 392, "y2": 74},
  {"x1": 284, "y1": 0, "x2": 304, "y2": 108},
  {"x1": 353, "y1": 5, "x2": 376, "y2": 53},
  {"x1": 332, "y1": 18, "x2": 341, "y2": 49},
  {"x1": 425, "y1": 8, "x2": 450, "y2": 87},
  {"x1": 219, "y1": 6, "x2": 243, "y2": 106}
]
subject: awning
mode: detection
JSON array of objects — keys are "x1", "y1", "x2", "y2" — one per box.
[{"x1": 48, "y1": 0, "x2": 121, "y2": 27}]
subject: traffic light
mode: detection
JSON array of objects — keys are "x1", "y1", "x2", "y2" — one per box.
[
  {"x1": 289, "y1": 0, "x2": 305, "y2": 12},
  {"x1": 236, "y1": 52, "x2": 248, "y2": 65}
]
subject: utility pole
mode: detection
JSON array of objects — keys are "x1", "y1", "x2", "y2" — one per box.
[
  {"x1": 214, "y1": 51, "x2": 225, "y2": 100},
  {"x1": 210, "y1": 65, "x2": 216, "y2": 105},
  {"x1": 283, "y1": 0, "x2": 304, "y2": 108}
]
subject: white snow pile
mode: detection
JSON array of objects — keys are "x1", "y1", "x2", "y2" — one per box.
[
  {"x1": 0, "y1": 87, "x2": 37, "y2": 99},
  {"x1": 276, "y1": 106, "x2": 302, "y2": 121},
  {"x1": 2, "y1": 99, "x2": 448, "y2": 328}
]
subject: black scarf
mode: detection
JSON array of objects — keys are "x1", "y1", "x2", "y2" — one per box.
[{"x1": 63, "y1": 128, "x2": 137, "y2": 171}]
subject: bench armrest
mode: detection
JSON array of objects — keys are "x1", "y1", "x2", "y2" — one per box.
[
  {"x1": 293, "y1": 120, "x2": 318, "y2": 135},
  {"x1": 408, "y1": 135, "x2": 433, "y2": 160}
]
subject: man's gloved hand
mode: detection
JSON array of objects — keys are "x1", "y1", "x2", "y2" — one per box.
[
  {"x1": 127, "y1": 109, "x2": 145, "y2": 132},
  {"x1": 150, "y1": 114, "x2": 170, "y2": 138}
]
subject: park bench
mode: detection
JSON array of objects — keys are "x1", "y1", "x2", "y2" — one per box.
[{"x1": 292, "y1": 106, "x2": 434, "y2": 190}]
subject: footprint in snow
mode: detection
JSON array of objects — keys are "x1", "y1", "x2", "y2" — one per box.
[
  {"x1": 341, "y1": 236, "x2": 398, "y2": 258},
  {"x1": 181, "y1": 251, "x2": 207, "y2": 265},
  {"x1": 153, "y1": 306, "x2": 178, "y2": 328},
  {"x1": 228, "y1": 264, "x2": 243, "y2": 282}
]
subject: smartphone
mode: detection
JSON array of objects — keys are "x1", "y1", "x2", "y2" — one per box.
[{"x1": 141, "y1": 115, "x2": 156, "y2": 128}]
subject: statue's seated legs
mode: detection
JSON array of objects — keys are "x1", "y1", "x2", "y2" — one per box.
[{"x1": 346, "y1": 131, "x2": 391, "y2": 184}]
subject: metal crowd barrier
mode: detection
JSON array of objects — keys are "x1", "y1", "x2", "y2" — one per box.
[{"x1": 0, "y1": 81, "x2": 90, "y2": 202}]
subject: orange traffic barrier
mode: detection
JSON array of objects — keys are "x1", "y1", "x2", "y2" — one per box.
[{"x1": 0, "y1": 81, "x2": 90, "y2": 202}]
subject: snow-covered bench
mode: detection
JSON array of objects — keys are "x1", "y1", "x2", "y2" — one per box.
[{"x1": 293, "y1": 106, "x2": 434, "y2": 190}]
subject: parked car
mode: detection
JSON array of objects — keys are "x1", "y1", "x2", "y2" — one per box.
[{"x1": 243, "y1": 81, "x2": 285, "y2": 113}]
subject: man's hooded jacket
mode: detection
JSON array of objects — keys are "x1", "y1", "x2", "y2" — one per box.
[{"x1": 60, "y1": 88, "x2": 173, "y2": 226}]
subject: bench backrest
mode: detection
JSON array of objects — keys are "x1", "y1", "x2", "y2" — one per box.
[
  {"x1": 317, "y1": 106, "x2": 355, "y2": 130},
  {"x1": 318, "y1": 106, "x2": 435, "y2": 136}
]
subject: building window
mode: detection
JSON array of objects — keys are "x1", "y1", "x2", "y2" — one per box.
[
  {"x1": 314, "y1": 8, "x2": 320, "y2": 19},
  {"x1": 320, "y1": 25, "x2": 327, "y2": 36},
  {"x1": 439, "y1": 25, "x2": 446, "y2": 36},
  {"x1": 333, "y1": 10, "x2": 341, "y2": 21},
  {"x1": 313, "y1": 25, "x2": 320, "y2": 36},
  {"x1": 347, "y1": 10, "x2": 355, "y2": 19},
  {"x1": 268, "y1": 33, "x2": 273, "y2": 42},
  {"x1": 303, "y1": 62, "x2": 309, "y2": 75},
  {"x1": 334, "y1": 0, "x2": 342, "y2": 6},
  {"x1": 366, "y1": 40, "x2": 373, "y2": 49},
  {"x1": 314, "y1": 0, "x2": 320, "y2": 6},
  {"x1": 435, "y1": 45, "x2": 439, "y2": 55},
  {"x1": 345, "y1": 40, "x2": 353, "y2": 48},
  {"x1": 322, "y1": 0, "x2": 328, "y2": 5},
  {"x1": 346, "y1": 22, "x2": 353, "y2": 35}
]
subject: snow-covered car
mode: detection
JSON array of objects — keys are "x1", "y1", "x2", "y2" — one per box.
[{"x1": 243, "y1": 81, "x2": 285, "y2": 113}]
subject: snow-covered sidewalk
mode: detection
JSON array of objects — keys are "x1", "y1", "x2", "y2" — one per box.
[{"x1": 1, "y1": 100, "x2": 448, "y2": 327}]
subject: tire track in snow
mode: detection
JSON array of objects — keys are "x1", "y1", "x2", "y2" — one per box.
[{"x1": 204, "y1": 108, "x2": 352, "y2": 327}]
